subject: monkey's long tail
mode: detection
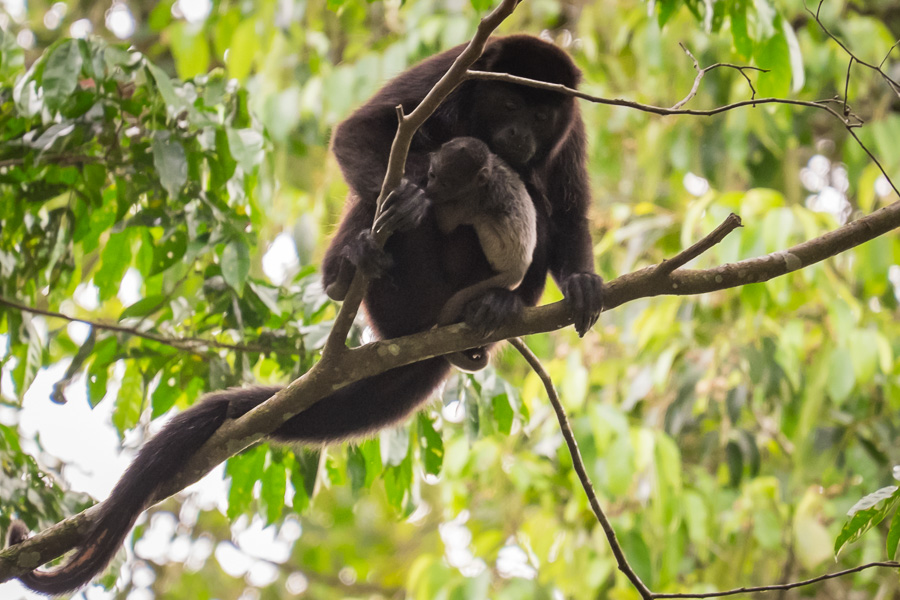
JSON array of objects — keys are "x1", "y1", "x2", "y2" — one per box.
[{"x1": 7, "y1": 359, "x2": 450, "y2": 596}]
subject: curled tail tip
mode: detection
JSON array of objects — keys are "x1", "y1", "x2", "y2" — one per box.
[{"x1": 5, "y1": 521, "x2": 123, "y2": 596}]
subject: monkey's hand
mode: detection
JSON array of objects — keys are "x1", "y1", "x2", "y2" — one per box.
[
  {"x1": 324, "y1": 231, "x2": 392, "y2": 301},
  {"x1": 373, "y1": 178, "x2": 431, "y2": 236},
  {"x1": 462, "y1": 289, "x2": 525, "y2": 337},
  {"x1": 561, "y1": 272, "x2": 604, "y2": 337}
]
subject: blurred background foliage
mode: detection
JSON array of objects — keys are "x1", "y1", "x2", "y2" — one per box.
[{"x1": 0, "y1": 0, "x2": 899, "y2": 598}]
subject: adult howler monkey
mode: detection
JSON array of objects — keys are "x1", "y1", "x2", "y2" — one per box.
[{"x1": 7, "y1": 34, "x2": 603, "y2": 595}]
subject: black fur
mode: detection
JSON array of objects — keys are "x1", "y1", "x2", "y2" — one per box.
[{"x1": 8, "y1": 34, "x2": 602, "y2": 595}]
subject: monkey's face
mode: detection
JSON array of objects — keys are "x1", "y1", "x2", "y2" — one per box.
[
  {"x1": 469, "y1": 84, "x2": 564, "y2": 169},
  {"x1": 427, "y1": 138, "x2": 488, "y2": 202},
  {"x1": 426, "y1": 162, "x2": 468, "y2": 202}
]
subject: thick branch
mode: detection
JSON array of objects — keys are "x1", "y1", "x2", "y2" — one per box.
[{"x1": 6, "y1": 190, "x2": 900, "y2": 580}]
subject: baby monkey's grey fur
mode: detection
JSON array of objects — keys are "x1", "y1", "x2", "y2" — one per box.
[{"x1": 426, "y1": 137, "x2": 536, "y2": 371}]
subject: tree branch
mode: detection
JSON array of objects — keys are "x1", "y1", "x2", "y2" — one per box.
[
  {"x1": 808, "y1": 0, "x2": 900, "y2": 97},
  {"x1": 670, "y1": 44, "x2": 767, "y2": 110},
  {"x1": 8, "y1": 182, "x2": 900, "y2": 580},
  {"x1": 6, "y1": 5, "x2": 900, "y2": 595},
  {"x1": 0, "y1": 296, "x2": 279, "y2": 355},
  {"x1": 510, "y1": 337, "x2": 653, "y2": 599},
  {"x1": 654, "y1": 213, "x2": 742, "y2": 276},
  {"x1": 652, "y1": 561, "x2": 900, "y2": 598}
]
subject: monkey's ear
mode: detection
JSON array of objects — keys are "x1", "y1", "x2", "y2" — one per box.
[{"x1": 476, "y1": 166, "x2": 491, "y2": 186}]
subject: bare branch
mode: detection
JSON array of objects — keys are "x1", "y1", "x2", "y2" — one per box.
[
  {"x1": 879, "y1": 38, "x2": 900, "y2": 70},
  {"x1": 510, "y1": 337, "x2": 653, "y2": 599},
  {"x1": 652, "y1": 561, "x2": 900, "y2": 598},
  {"x1": 9, "y1": 181, "x2": 900, "y2": 580},
  {"x1": 0, "y1": 296, "x2": 279, "y2": 355},
  {"x1": 671, "y1": 43, "x2": 766, "y2": 110},
  {"x1": 654, "y1": 213, "x2": 742, "y2": 276},
  {"x1": 465, "y1": 71, "x2": 894, "y2": 198},
  {"x1": 808, "y1": 0, "x2": 900, "y2": 97}
]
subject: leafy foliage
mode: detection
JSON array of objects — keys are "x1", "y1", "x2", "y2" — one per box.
[{"x1": 1, "y1": 0, "x2": 900, "y2": 599}]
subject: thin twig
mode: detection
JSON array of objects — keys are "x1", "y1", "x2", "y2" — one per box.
[
  {"x1": 465, "y1": 71, "x2": 894, "y2": 198},
  {"x1": 509, "y1": 337, "x2": 654, "y2": 599},
  {"x1": 0, "y1": 154, "x2": 102, "y2": 168},
  {"x1": 652, "y1": 561, "x2": 900, "y2": 598},
  {"x1": 0, "y1": 296, "x2": 278, "y2": 355},
  {"x1": 671, "y1": 43, "x2": 766, "y2": 110},
  {"x1": 879, "y1": 38, "x2": 900, "y2": 71},
  {"x1": 842, "y1": 57, "x2": 854, "y2": 116},
  {"x1": 809, "y1": 0, "x2": 900, "y2": 95},
  {"x1": 654, "y1": 213, "x2": 743, "y2": 276},
  {"x1": 466, "y1": 71, "x2": 859, "y2": 123}
]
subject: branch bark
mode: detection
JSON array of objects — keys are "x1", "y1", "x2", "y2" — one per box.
[{"x1": 6, "y1": 191, "x2": 900, "y2": 581}]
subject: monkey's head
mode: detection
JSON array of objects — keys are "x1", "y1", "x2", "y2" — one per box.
[
  {"x1": 465, "y1": 35, "x2": 580, "y2": 170},
  {"x1": 426, "y1": 137, "x2": 493, "y2": 202}
]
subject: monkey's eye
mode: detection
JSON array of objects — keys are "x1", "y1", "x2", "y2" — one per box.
[{"x1": 428, "y1": 170, "x2": 436, "y2": 180}]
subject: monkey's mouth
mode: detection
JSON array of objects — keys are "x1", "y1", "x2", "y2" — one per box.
[{"x1": 493, "y1": 138, "x2": 536, "y2": 168}]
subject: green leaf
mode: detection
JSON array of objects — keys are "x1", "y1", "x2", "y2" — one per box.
[
  {"x1": 491, "y1": 392, "x2": 514, "y2": 435},
  {"x1": 417, "y1": 413, "x2": 443, "y2": 477},
  {"x1": 112, "y1": 363, "x2": 143, "y2": 434},
  {"x1": 725, "y1": 440, "x2": 743, "y2": 487},
  {"x1": 261, "y1": 459, "x2": 287, "y2": 524},
  {"x1": 51, "y1": 329, "x2": 96, "y2": 404},
  {"x1": 464, "y1": 383, "x2": 480, "y2": 441},
  {"x1": 657, "y1": 0, "x2": 679, "y2": 27},
  {"x1": 834, "y1": 486, "x2": 900, "y2": 557},
  {"x1": 226, "y1": 446, "x2": 267, "y2": 520},
  {"x1": 383, "y1": 454, "x2": 413, "y2": 513},
  {"x1": 151, "y1": 229, "x2": 188, "y2": 276},
  {"x1": 381, "y1": 425, "x2": 409, "y2": 467},
  {"x1": 348, "y1": 439, "x2": 381, "y2": 493},
  {"x1": 151, "y1": 368, "x2": 180, "y2": 418},
  {"x1": 42, "y1": 40, "x2": 83, "y2": 111},
  {"x1": 221, "y1": 240, "x2": 250, "y2": 294},
  {"x1": 145, "y1": 61, "x2": 186, "y2": 112},
  {"x1": 887, "y1": 504, "x2": 900, "y2": 560},
  {"x1": 152, "y1": 133, "x2": 188, "y2": 198},
  {"x1": 119, "y1": 295, "x2": 167, "y2": 320},
  {"x1": 827, "y1": 347, "x2": 855, "y2": 404},
  {"x1": 225, "y1": 20, "x2": 260, "y2": 81},
  {"x1": 754, "y1": 28, "x2": 791, "y2": 98},
  {"x1": 169, "y1": 22, "x2": 211, "y2": 79},
  {"x1": 226, "y1": 128, "x2": 265, "y2": 173},
  {"x1": 95, "y1": 231, "x2": 132, "y2": 302},
  {"x1": 347, "y1": 445, "x2": 367, "y2": 493},
  {"x1": 12, "y1": 315, "x2": 44, "y2": 399},
  {"x1": 290, "y1": 448, "x2": 320, "y2": 513},
  {"x1": 849, "y1": 329, "x2": 879, "y2": 385},
  {"x1": 729, "y1": 0, "x2": 753, "y2": 57}
]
